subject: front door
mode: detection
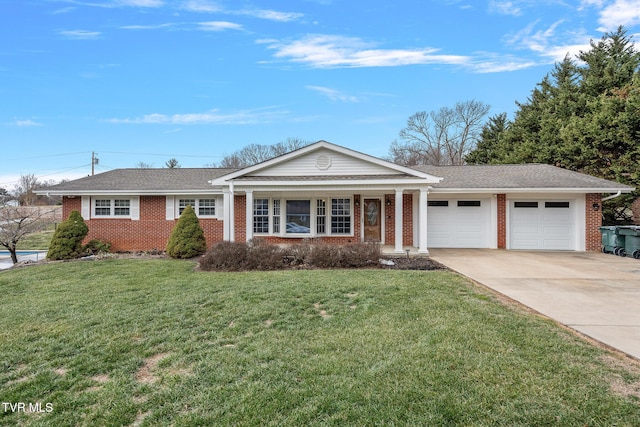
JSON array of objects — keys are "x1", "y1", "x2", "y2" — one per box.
[{"x1": 363, "y1": 199, "x2": 382, "y2": 242}]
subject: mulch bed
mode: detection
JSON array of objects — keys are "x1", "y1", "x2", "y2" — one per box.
[{"x1": 379, "y1": 256, "x2": 446, "y2": 270}]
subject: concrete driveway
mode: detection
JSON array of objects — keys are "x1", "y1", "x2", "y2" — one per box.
[{"x1": 429, "y1": 249, "x2": 640, "y2": 359}]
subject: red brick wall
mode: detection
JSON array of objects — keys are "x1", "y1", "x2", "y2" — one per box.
[
  {"x1": 62, "y1": 196, "x2": 223, "y2": 252},
  {"x1": 497, "y1": 194, "x2": 506, "y2": 249},
  {"x1": 403, "y1": 193, "x2": 413, "y2": 246},
  {"x1": 632, "y1": 198, "x2": 640, "y2": 225},
  {"x1": 585, "y1": 193, "x2": 603, "y2": 252},
  {"x1": 383, "y1": 193, "x2": 413, "y2": 247},
  {"x1": 234, "y1": 195, "x2": 247, "y2": 242}
]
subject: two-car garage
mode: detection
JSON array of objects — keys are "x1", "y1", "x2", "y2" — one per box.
[{"x1": 426, "y1": 196, "x2": 579, "y2": 251}]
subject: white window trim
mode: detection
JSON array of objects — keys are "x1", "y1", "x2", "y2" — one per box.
[
  {"x1": 252, "y1": 196, "x2": 354, "y2": 238},
  {"x1": 173, "y1": 196, "x2": 222, "y2": 219},
  {"x1": 91, "y1": 197, "x2": 137, "y2": 219}
]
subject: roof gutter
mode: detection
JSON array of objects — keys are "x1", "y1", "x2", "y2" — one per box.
[{"x1": 601, "y1": 190, "x2": 622, "y2": 202}]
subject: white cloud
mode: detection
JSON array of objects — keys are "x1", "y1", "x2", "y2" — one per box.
[
  {"x1": 59, "y1": 0, "x2": 163, "y2": 8},
  {"x1": 597, "y1": 0, "x2": 640, "y2": 31},
  {"x1": 489, "y1": 1, "x2": 522, "y2": 16},
  {"x1": 120, "y1": 23, "x2": 175, "y2": 30},
  {"x1": 197, "y1": 21, "x2": 243, "y2": 31},
  {"x1": 14, "y1": 119, "x2": 43, "y2": 127},
  {"x1": 260, "y1": 34, "x2": 469, "y2": 68},
  {"x1": 306, "y1": 86, "x2": 359, "y2": 102},
  {"x1": 504, "y1": 20, "x2": 592, "y2": 63},
  {"x1": 181, "y1": 0, "x2": 221, "y2": 13},
  {"x1": 107, "y1": 107, "x2": 289, "y2": 124},
  {"x1": 115, "y1": 0, "x2": 163, "y2": 5},
  {"x1": 59, "y1": 30, "x2": 101, "y2": 39},
  {"x1": 239, "y1": 9, "x2": 304, "y2": 22},
  {"x1": 471, "y1": 57, "x2": 539, "y2": 73}
]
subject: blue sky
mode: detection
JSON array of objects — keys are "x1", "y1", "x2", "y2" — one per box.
[{"x1": 2, "y1": 0, "x2": 640, "y2": 189}]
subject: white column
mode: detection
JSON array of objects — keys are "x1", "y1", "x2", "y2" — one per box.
[
  {"x1": 395, "y1": 189, "x2": 404, "y2": 253},
  {"x1": 223, "y1": 183, "x2": 235, "y2": 242},
  {"x1": 245, "y1": 190, "x2": 253, "y2": 242},
  {"x1": 222, "y1": 188, "x2": 233, "y2": 241},
  {"x1": 418, "y1": 188, "x2": 429, "y2": 254}
]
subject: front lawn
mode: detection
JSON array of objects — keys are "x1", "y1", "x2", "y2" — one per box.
[{"x1": 1, "y1": 259, "x2": 639, "y2": 426}]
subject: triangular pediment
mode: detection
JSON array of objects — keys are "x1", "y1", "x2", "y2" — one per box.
[{"x1": 211, "y1": 141, "x2": 441, "y2": 184}]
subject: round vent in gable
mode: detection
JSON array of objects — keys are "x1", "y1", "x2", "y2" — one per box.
[{"x1": 316, "y1": 155, "x2": 332, "y2": 170}]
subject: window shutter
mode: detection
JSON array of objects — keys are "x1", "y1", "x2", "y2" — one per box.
[
  {"x1": 166, "y1": 196, "x2": 175, "y2": 220},
  {"x1": 130, "y1": 196, "x2": 140, "y2": 220},
  {"x1": 81, "y1": 196, "x2": 90, "y2": 219}
]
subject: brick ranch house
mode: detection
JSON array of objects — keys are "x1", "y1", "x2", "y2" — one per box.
[{"x1": 39, "y1": 141, "x2": 634, "y2": 254}]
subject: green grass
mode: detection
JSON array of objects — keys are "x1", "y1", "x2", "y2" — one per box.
[
  {"x1": 1, "y1": 260, "x2": 639, "y2": 426},
  {"x1": 16, "y1": 227, "x2": 55, "y2": 251}
]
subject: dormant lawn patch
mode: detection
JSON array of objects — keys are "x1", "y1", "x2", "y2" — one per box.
[{"x1": 1, "y1": 259, "x2": 639, "y2": 426}]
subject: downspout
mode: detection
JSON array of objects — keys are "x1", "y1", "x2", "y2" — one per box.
[{"x1": 601, "y1": 190, "x2": 622, "y2": 202}]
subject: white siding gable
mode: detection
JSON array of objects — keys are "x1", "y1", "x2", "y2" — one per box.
[{"x1": 254, "y1": 148, "x2": 400, "y2": 177}]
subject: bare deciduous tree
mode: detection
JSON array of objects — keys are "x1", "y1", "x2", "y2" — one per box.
[
  {"x1": 389, "y1": 100, "x2": 491, "y2": 166},
  {"x1": 0, "y1": 204, "x2": 57, "y2": 264},
  {"x1": 215, "y1": 137, "x2": 312, "y2": 168},
  {"x1": 165, "y1": 158, "x2": 180, "y2": 168}
]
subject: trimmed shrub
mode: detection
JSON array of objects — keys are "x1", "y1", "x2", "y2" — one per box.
[
  {"x1": 84, "y1": 239, "x2": 111, "y2": 255},
  {"x1": 200, "y1": 241, "x2": 249, "y2": 271},
  {"x1": 201, "y1": 240, "x2": 381, "y2": 271},
  {"x1": 47, "y1": 210, "x2": 89, "y2": 260},
  {"x1": 200, "y1": 239, "x2": 286, "y2": 271},
  {"x1": 245, "y1": 239, "x2": 286, "y2": 270},
  {"x1": 166, "y1": 205, "x2": 207, "y2": 259}
]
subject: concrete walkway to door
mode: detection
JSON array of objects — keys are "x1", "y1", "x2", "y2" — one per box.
[{"x1": 429, "y1": 249, "x2": 640, "y2": 359}]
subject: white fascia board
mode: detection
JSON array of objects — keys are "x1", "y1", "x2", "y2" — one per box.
[
  {"x1": 232, "y1": 178, "x2": 436, "y2": 187},
  {"x1": 428, "y1": 187, "x2": 635, "y2": 194},
  {"x1": 209, "y1": 141, "x2": 443, "y2": 184},
  {"x1": 37, "y1": 189, "x2": 223, "y2": 196}
]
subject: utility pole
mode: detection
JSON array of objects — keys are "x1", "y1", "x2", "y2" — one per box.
[{"x1": 91, "y1": 151, "x2": 99, "y2": 176}]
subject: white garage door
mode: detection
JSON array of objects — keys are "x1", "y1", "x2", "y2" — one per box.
[
  {"x1": 427, "y1": 199, "x2": 491, "y2": 248},
  {"x1": 509, "y1": 201, "x2": 575, "y2": 250}
]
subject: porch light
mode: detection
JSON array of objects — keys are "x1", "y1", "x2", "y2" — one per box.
[
  {"x1": 385, "y1": 195, "x2": 393, "y2": 206},
  {"x1": 592, "y1": 202, "x2": 600, "y2": 211},
  {"x1": 354, "y1": 195, "x2": 360, "y2": 206}
]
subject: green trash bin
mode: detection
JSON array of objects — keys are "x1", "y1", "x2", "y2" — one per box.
[
  {"x1": 599, "y1": 226, "x2": 626, "y2": 255},
  {"x1": 618, "y1": 226, "x2": 640, "y2": 259}
]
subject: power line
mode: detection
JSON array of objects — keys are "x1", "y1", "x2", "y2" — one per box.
[
  {"x1": 98, "y1": 150, "x2": 225, "y2": 158},
  {"x1": 3, "y1": 151, "x2": 90, "y2": 162}
]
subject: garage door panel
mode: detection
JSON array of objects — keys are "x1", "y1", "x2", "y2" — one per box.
[
  {"x1": 428, "y1": 200, "x2": 490, "y2": 248},
  {"x1": 510, "y1": 200, "x2": 575, "y2": 250}
]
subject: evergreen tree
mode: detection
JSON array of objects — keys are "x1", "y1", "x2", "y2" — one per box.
[
  {"x1": 465, "y1": 27, "x2": 640, "y2": 224},
  {"x1": 166, "y1": 205, "x2": 207, "y2": 258},
  {"x1": 47, "y1": 210, "x2": 89, "y2": 260},
  {"x1": 465, "y1": 113, "x2": 509, "y2": 164}
]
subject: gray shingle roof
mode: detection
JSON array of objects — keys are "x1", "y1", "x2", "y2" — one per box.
[
  {"x1": 412, "y1": 164, "x2": 633, "y2": 190},
  {"x1": 40, "y1": 163, "x2": 633, "y2": 194},
  {"x1": 43, "y1": 168, "x2": 237, "y2": 192}
]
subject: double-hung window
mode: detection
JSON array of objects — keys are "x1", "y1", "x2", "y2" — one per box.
[
  {"x1": 253, "y1": 199, "x2": 269, "y2": 233},
  {"x1": 331, "y1": 198, "x2": 351, "y2": 234},
  {"x1": 93, "y1": 199, "x2": 131, "y2": 217},
  {"x1": 178, "y1": 198, "x2": 216, "y2": 217}
]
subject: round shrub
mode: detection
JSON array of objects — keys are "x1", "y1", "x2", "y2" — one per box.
[
  {"x1": 47, "y1": 210, "x2": 89, "y2": 260},
  {"x1": 166, "y1": 205, "x2": 207, "y2": 259}
]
